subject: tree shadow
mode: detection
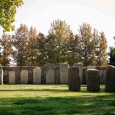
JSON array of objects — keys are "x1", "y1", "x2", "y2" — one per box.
[
  {"x1": 0, "y1": 94, "x2": 115, "y2": 115},
  {"x1": 0, "y1": 85, "x2": 106, "y2": 93},
  {"x1": 0, "y1": 88, "x2": 68, "y2": 92}
]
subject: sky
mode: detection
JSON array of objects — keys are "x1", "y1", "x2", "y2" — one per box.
[{"x1": 2, "y1": 0, "x2": 115, "y2": 48}]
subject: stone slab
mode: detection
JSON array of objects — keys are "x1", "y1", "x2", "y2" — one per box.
[
  {"x1": 20, "y1": 70, "x2": 28, "y2": 84},
  {"x1": 60, "y1": 63, "x2": 69, "y2": 84},
  {"x1": 0, "y1": 69, "x2": 3, "y2": 84},
  {"x1": 9, "y1": 71, "x2": 15, "y2": 84},
  {"x1": 73, "y1": 63, "x2": 83, "y2": 84},
  {"x1": 86, "y1": 69, "x2": 100, "y2": 92},
  {"x1": 45, "y1": 63, "x2": 55, "y2": 84},
  {"x1": 33, "y1": 67, "x2": 41, "y2": 84},
  {"x1": 69, "y1": 67, "x2": 80, "y2": 91}
]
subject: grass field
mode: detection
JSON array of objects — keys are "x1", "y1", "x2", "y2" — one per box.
[{"x1": 0, "y1": 85, "x2": 115, "y2": 115}]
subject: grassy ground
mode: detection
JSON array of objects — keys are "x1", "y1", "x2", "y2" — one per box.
[{"x1": 0, "y1": 85, "x2": 115, "y2": 115}]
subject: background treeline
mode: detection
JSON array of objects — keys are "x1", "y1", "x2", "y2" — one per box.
[
  {"x1": 0, "y1": 19, "x2": 109, "y2": 66},
  {"x1": 109, "y1": 37, "x2": 115, "y2": 66}
]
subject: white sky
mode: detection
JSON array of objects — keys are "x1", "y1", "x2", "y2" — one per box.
[{"x1": 1, "y1": 0, "x2": 115, "y2": 48}]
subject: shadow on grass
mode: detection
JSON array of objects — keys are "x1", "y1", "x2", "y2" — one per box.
[
  {"x1": 0, "y1": 85, "x2": 106, "y2": 93},
  {"x1": 0, "y1": 85, "x2": 82, "y2": 92},
  {"x1": 0, "y1": 85, "x2": 69, "y2": 92},
  {"x1": 0, "y1": 94, "x2": 115, "y2": 115},
  {"x1": 0, "y1": 89, "x2": 69, "y2": 92},
  {"x1": 0, "y1": 85, "x2": 105, "y2": 93}
]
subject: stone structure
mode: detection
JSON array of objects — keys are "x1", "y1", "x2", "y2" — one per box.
[
  {"x1": 73, "y1": 63, "x2": 83, "y2": 84},
  {"x1": 86, "y1": 69, "x2": 100, "y2": 92},
  {"x1": 27, "y1": 68, "x2": 32, "y2": 84},
  {"x1": 9, "y1": 71, "x2": 15, "y2": 84},
  {"x1": 105, "y1": 65, "x2": 115, "y2": 92},
  {"x1": 55, "y1": 67, "x2": 60, "y2": 84},
  {"x1": 60, "y1": 63, "x2": 69, "y2": 84},
  {"x1": 0, "y1": 66, "x2": 108, "y2": 86},
  {"x1": 20, "y1": 70, "x2": 28, "y2": 84},
  {"x1": 69, "y1": 67, "x2": 80, "y2": 91},
  {"x1": 87, "y1": 66, "x2": 96, "y2": 69},
  {"x1": 15, "y1": 67, "x2": 21, "y2": 84},
  {"x1": 41, "y1": 67, "x2": 46, "y2": 84},
  {"x1": 45, "y1": 63, "x2": 55, "y2": 84},
  {"x1": 33, "y1": 67, "x2": 41, "y2": 84},
  {"x1": 0, "y1": 69, "x2": 3, "y2": 84},
  {"x1": 99, "y1": 68, "x2": 106, "y2": 84},
  {"x1": 82, "y1": 67, "x2": 87, "y2": 84},
  {"x1": 3, "y1": 69, "x2": 8, "y2": 84}
]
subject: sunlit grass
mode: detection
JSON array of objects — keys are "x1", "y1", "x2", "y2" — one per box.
[
  {"x1": 0, "y1": 85, "x2": 106, "y2": 98},
  {"x1": 0, "y1": 85, "x2": 115, "y2": 115}
]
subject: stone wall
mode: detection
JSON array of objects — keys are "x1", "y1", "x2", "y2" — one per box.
[{"x1": 0, "y1": 64, "x2": 107, "y2": 85}]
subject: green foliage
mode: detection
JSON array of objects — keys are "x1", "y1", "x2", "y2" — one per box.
[
  {"x1": 109, "y1": 47, "x2": 115, "y2": 66},
  {"x1": 47, "y1": 19, "x2": 74, "y2": 65},
  {"x1": 75, "y1": 23, "x2": 97, "y2": 66},
  {"x1": 0, "y1": 0, "x2": 23, "y2": 31},
  {"x1": 12, "y1": 24, "x2": 45, "y2": 66},
  {"x1": 0, "y1": 20, "x2": 108, "y2": 66},
  {"x1": 12, "y1": 24, "x2": 29, "y2": 66},
  {"x1": 109, "y1": 37, "x2": 115, "y2": 66},
  {"x1": 0, "y1": 32, "x2": 13, "y2": 66},
  {"x1": 95, "y1": 32, "x2": 108, "y2": 66},
  {"x1": 27, "y1": 27, "x2": 38, "y2": 66},
  {"x1": 36, "y1": 33, "x2": 46, "y2": 66},
  {"x1": 76, "y1": 23, "x2": 108, "y2": 66}
]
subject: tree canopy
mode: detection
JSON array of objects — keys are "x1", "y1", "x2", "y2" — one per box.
[
  {"x1": 75, "y1": 23, "x2": 108, "y2": 66},
  {"x1": 47, "y1": 19, "x2": 74, "y2": 65},
  {"x1": 109, "y1": 37, "x2": 115, "y2": 66},
  {"x1": 0, "y1": 20, "x2": 108, "y2": 66},
  {"x1": 0, "y1": 32, "x2": 13, "y2": 66},
  {"x1": 0, "y1": 0, "x2": 23, "y2": 31}
]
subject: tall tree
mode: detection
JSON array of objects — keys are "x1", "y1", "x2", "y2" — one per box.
[
  {"x1": 76, "y1": 23, "x2": 108, "y2": 66},
  {"x1": 0, "y1": 0, "x2": 23, "y2": 31},
  {"x1": 109, "y1": 37, "x2": 115, "y2": 66},
  {"x1": 76, "y1": 23, "x2": 97, "y2": 66},
  {"x1": 36, "y1": 33, "x2": 47, "y2": 66},
  {"x1": 0, "y1": 32, "x2": 13, "y2": 66},
  {"x1": 109, "y1": 47, "x2": 115, "y2": 66},
  {"x1": 66, "y1": 35, "x2": 80, "y2": 65},
  {"x1": 27, "y1": 26, "x2": 38, "y2": 66},
  {"x1": 47, "y1": 19, "x2": 73, "y2": 65},
  {"x1": 95, "y1": 32, "x2": 108, "y2": 66},
  {"x1": 12, "y1": 24, "x2": 29, "y2": 66}
]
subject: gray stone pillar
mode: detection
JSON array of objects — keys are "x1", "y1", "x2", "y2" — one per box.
[
  {"x1": 60, "y1": 63, "x2": 69, "y2": 84},
  {"x1": 45, "y1": 63, "x2": 55, "y2": 84},
  {"x1": 55, "y1": 67, "x2": 60, "y2": 84},
  {"x1": 0, "y1": 69, "x2": 3, "y2": 84},
  {"x1": 33, "y1": 67, "x2": 41, "y2": 84},
  {"x1": 99, "y1": 67, "x2": 106, "y2": 84},
  {"x1": 20, "y1": 70, "x2": 28, "y2": 84},
  {"x1": 73, "y1": 63, "x2": 83, "y2": 84},
  {"x1": 86, "y1": 69, "x2": 100, "y2": 92},
  {"x1": 105, "y1": 65, "x2": 115, "y2": 92},
  {"x1": 69, "y1": 67, "x2": 80, "y2": 91},
  {"x1": 9, "y1": 71, "x2": 15, "y2": 84}
]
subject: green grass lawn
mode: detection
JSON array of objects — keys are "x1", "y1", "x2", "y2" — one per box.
[{"x1": 0, "y1": 85, "x2": 115, "y2": 115}]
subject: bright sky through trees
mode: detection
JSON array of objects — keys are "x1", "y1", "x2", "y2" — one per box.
[{"x1": 1, "y1": 0, "x2": 115, "y2": 48}]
